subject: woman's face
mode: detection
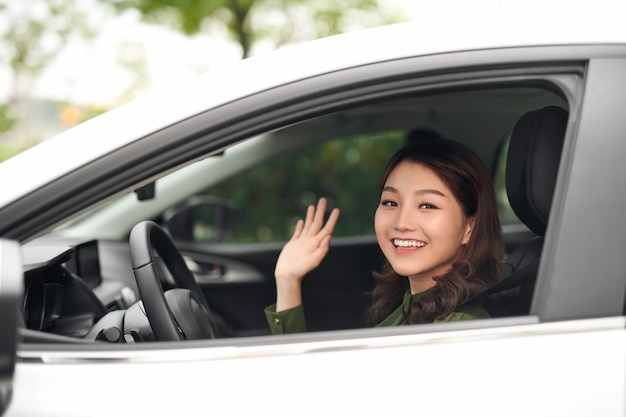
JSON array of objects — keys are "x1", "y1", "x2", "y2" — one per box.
[{"x1": 374, "y1": 161, "x2": 473, "y2": 293}]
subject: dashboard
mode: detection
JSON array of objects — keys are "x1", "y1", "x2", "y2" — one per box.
[{"x1": 21, "y1": 240, "x2": 140, "y2": 343}]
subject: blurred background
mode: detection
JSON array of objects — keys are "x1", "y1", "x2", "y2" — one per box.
[{"x1": 0, "y1": 0, "x2": 622, "y2": 161}]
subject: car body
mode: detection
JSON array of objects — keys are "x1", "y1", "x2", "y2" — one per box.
[{"x1": 2, "y1": 13, "x2": 626, "y2": 416}]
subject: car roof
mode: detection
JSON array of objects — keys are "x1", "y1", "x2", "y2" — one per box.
[{"x1": 2, "y1": 12, "x2": 626, "y2": 209}]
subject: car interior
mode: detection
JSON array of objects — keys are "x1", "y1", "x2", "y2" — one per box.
[
  {"x1": 19, "y1": 83, "x2": 570, "y2": 344},
  {"x1": 467, "y1": 105, "x2": 568, "y2": 316}
]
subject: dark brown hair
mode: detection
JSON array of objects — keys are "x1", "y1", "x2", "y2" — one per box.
[{"x1": 367, "y1": 139, "x2": 504, "y2": 324}]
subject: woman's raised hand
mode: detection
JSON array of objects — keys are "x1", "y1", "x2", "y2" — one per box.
[{"x1": 274, "y1": 197, "x2": 340, "y2": 311}]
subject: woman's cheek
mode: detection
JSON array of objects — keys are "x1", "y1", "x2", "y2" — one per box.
[{"x1": 374, "y1": 208, "x2": 387, "y2": 243}]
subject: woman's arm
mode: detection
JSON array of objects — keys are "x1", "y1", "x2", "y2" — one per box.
[{"x1": 274, "y1": 197, "x2": 339, "y2": 312}]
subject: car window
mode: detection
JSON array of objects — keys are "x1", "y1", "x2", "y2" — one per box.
[
  {"x1": 197, "y1": 133, "x2": 525, "y2": 244},
  {"x1": 493, "y1": 133, "x2": 520, "y2": 225},
  {"x1": 203, "y1": 131, "x2": 405, "y2": 243},
  {"x1": 197, "y1": 91, "x2": 558, "y2": 244}
]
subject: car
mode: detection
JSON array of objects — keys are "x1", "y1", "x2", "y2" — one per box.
[{"x1": 2, "y1": 12, "x2": 626, "y2": 416}]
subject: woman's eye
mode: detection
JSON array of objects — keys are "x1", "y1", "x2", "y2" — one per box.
[
  {"x1": 381, "y1": 200, "x2": 397, "y2": 207},
  {"x1": 419, "y1": 203, "x2": 437, "y2": 209}
]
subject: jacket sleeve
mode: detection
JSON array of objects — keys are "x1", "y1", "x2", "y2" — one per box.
[{"x1": 264, "y1": 304, "x2": 308, "y2": 334}]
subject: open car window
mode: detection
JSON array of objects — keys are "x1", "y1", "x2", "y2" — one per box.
[
  {"x1": 200, "y1": 131, "x2": 405, "y2": 242},
  {"x1": 174, "y1": 87, "x2": 564, "y2": 247},
  {"x1": 22, "y1": 67, "x2": 577, "y2": 345}
]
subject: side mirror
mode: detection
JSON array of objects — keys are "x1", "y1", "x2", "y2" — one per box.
[
  {"x1": 163, "y1": 196, "x2": 236, "y2": 243},
  {"x1": 0, "y1": 239, "x2": 23, "y2": 416}
]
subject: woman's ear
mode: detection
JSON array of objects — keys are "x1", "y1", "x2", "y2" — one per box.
[{"x1": 463, "y1": 217, "x2": 475, "y2": 245}]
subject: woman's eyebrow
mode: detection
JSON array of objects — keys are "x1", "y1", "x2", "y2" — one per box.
[
  {"x1": 381, "y1": 186, "x2": 398, "y2": 193},
  {"x1": 416, "y1": 189, "x2": 447, "y2": 197},
  {"x1": 382, "y1": 186, "x2": 447, "y2": 197}
]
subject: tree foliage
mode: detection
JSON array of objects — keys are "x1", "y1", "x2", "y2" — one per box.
[
  {"x1": 0, "y1": 103, "x2": 16, "y2": 134},
  {"x1": 0, "y1": 0, "x2": 95, "y2": 146},
  {"x1": 103, "y1": 0, "x2": 404, "y2": 58},
  {"x1": 0, "y1": 0, "x2": 94, "y2": 102},
  {"x1": 206, "y1": 130, "x2": 405, "y2": 243}
]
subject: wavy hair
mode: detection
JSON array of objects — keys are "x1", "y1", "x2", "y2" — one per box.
[{"x1": 367, "y1": 139, "x2": 504, "y2": 324}]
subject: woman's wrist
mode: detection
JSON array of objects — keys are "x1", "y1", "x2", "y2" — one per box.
[{"x1": 275, "y1": 279, "x2": 303, "y2": 312}]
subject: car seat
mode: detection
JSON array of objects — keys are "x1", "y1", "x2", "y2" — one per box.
[{"x1": 470, "y1": 105, "x2": 569, "y2": 316}]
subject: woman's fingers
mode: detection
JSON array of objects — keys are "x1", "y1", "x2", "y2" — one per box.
[
  {"x1": 302, "y1": 197, "x2": 333, "y2": 235},
  {"x1": 291, "y1": 219, "x2": 304, "y2": 239},
  {"x1": 312, "y1": 197, "x2": 328, "y2": 230},
  {"x1": 301, "y1": 202, "x2": 316, "y2": 234},
  {"x1": 314, "y1": 209, "x2": 339, "y2": 254},
  {"x1": 291, "y1": 198, "x2": 339, "y2": 245},
  {"x1": 322, "y1": 207, "x2": 340, "y2": 235},
  {"x1": 276, "y1": 198, "x2": 339, "y2": 283}
]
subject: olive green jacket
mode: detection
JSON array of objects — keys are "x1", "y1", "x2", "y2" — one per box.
[{"x1": 265, "y1": 287, "x2": 489, "y2": 334}]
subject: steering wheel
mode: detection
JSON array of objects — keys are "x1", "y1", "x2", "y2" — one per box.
[{"x1": 129, "y1": 220, "x2": 220, "y2": 341}]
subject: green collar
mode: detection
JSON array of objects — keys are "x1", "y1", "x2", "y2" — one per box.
[{"x1": 402, "y1": 285, "x2": 439, "y2": 313}]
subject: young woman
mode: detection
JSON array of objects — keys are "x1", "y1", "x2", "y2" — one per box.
[{"x1": 265, "y1": 139, "x2": 504, "y2": 333}]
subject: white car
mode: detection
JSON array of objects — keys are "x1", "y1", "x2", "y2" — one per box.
[{"x1": 1, "y1": 13, "x2": 626, "y2": 416}]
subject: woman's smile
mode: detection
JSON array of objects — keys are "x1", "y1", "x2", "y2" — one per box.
[{"x1": 392, "y1": 238, "x2": 427, "y2": 249}]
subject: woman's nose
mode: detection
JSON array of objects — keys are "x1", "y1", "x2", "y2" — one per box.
[{"x1": 393, "y1": 206, "x2": 417, "y2": 231}]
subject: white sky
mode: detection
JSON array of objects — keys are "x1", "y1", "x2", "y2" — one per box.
[{"x1": 4, "y1": 0, "x2": 626, "y2": 106}]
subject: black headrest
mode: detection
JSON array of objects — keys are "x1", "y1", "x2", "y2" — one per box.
[{"x1": 506, "y1": 106, "x2": 568, "y2": 236}]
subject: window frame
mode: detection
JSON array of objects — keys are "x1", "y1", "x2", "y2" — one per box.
[{"x1": 531, "y1": 56, "x2": 626, "y2": 321}]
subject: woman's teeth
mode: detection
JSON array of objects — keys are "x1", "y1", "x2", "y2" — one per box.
[{"x1": 393, "y1": 239, "x2": 426, "y2": 248}]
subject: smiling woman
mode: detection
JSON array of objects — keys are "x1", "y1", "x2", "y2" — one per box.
[
  {"x1": 265, "y1": 139, "x2": 504, "y2": 333},
  {"x1": 370, "y1": 140, "x2": 504, "y2": 324}
]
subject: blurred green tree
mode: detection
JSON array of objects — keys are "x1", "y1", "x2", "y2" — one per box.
[
  {"x1": 0, "y1": 0, "x2": 95, "y2": 146},
  {"x1": 206, "y1": 130, "x2": 405, "y2": 243},
  {"x1": 0, "y1": 103, "x2": 16, "y2": 134},
  {"x1": 1, "y1": 1, "x2": 94, "y2": 99},
  {"x1": 102, "y1": 0, "x2": 405, "y2": 58}
]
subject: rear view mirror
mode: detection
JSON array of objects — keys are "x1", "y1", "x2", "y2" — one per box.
[
  {"x1": 0, "y1": 240, "x2": 23, "y2": 415},
  {"x1": 163, "y1": 196, "x2": 236, "y2": 243}
]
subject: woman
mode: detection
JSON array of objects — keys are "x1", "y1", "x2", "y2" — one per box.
[{"x1": 265, "y1": 139, "x2": 504, "y2": 333}]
